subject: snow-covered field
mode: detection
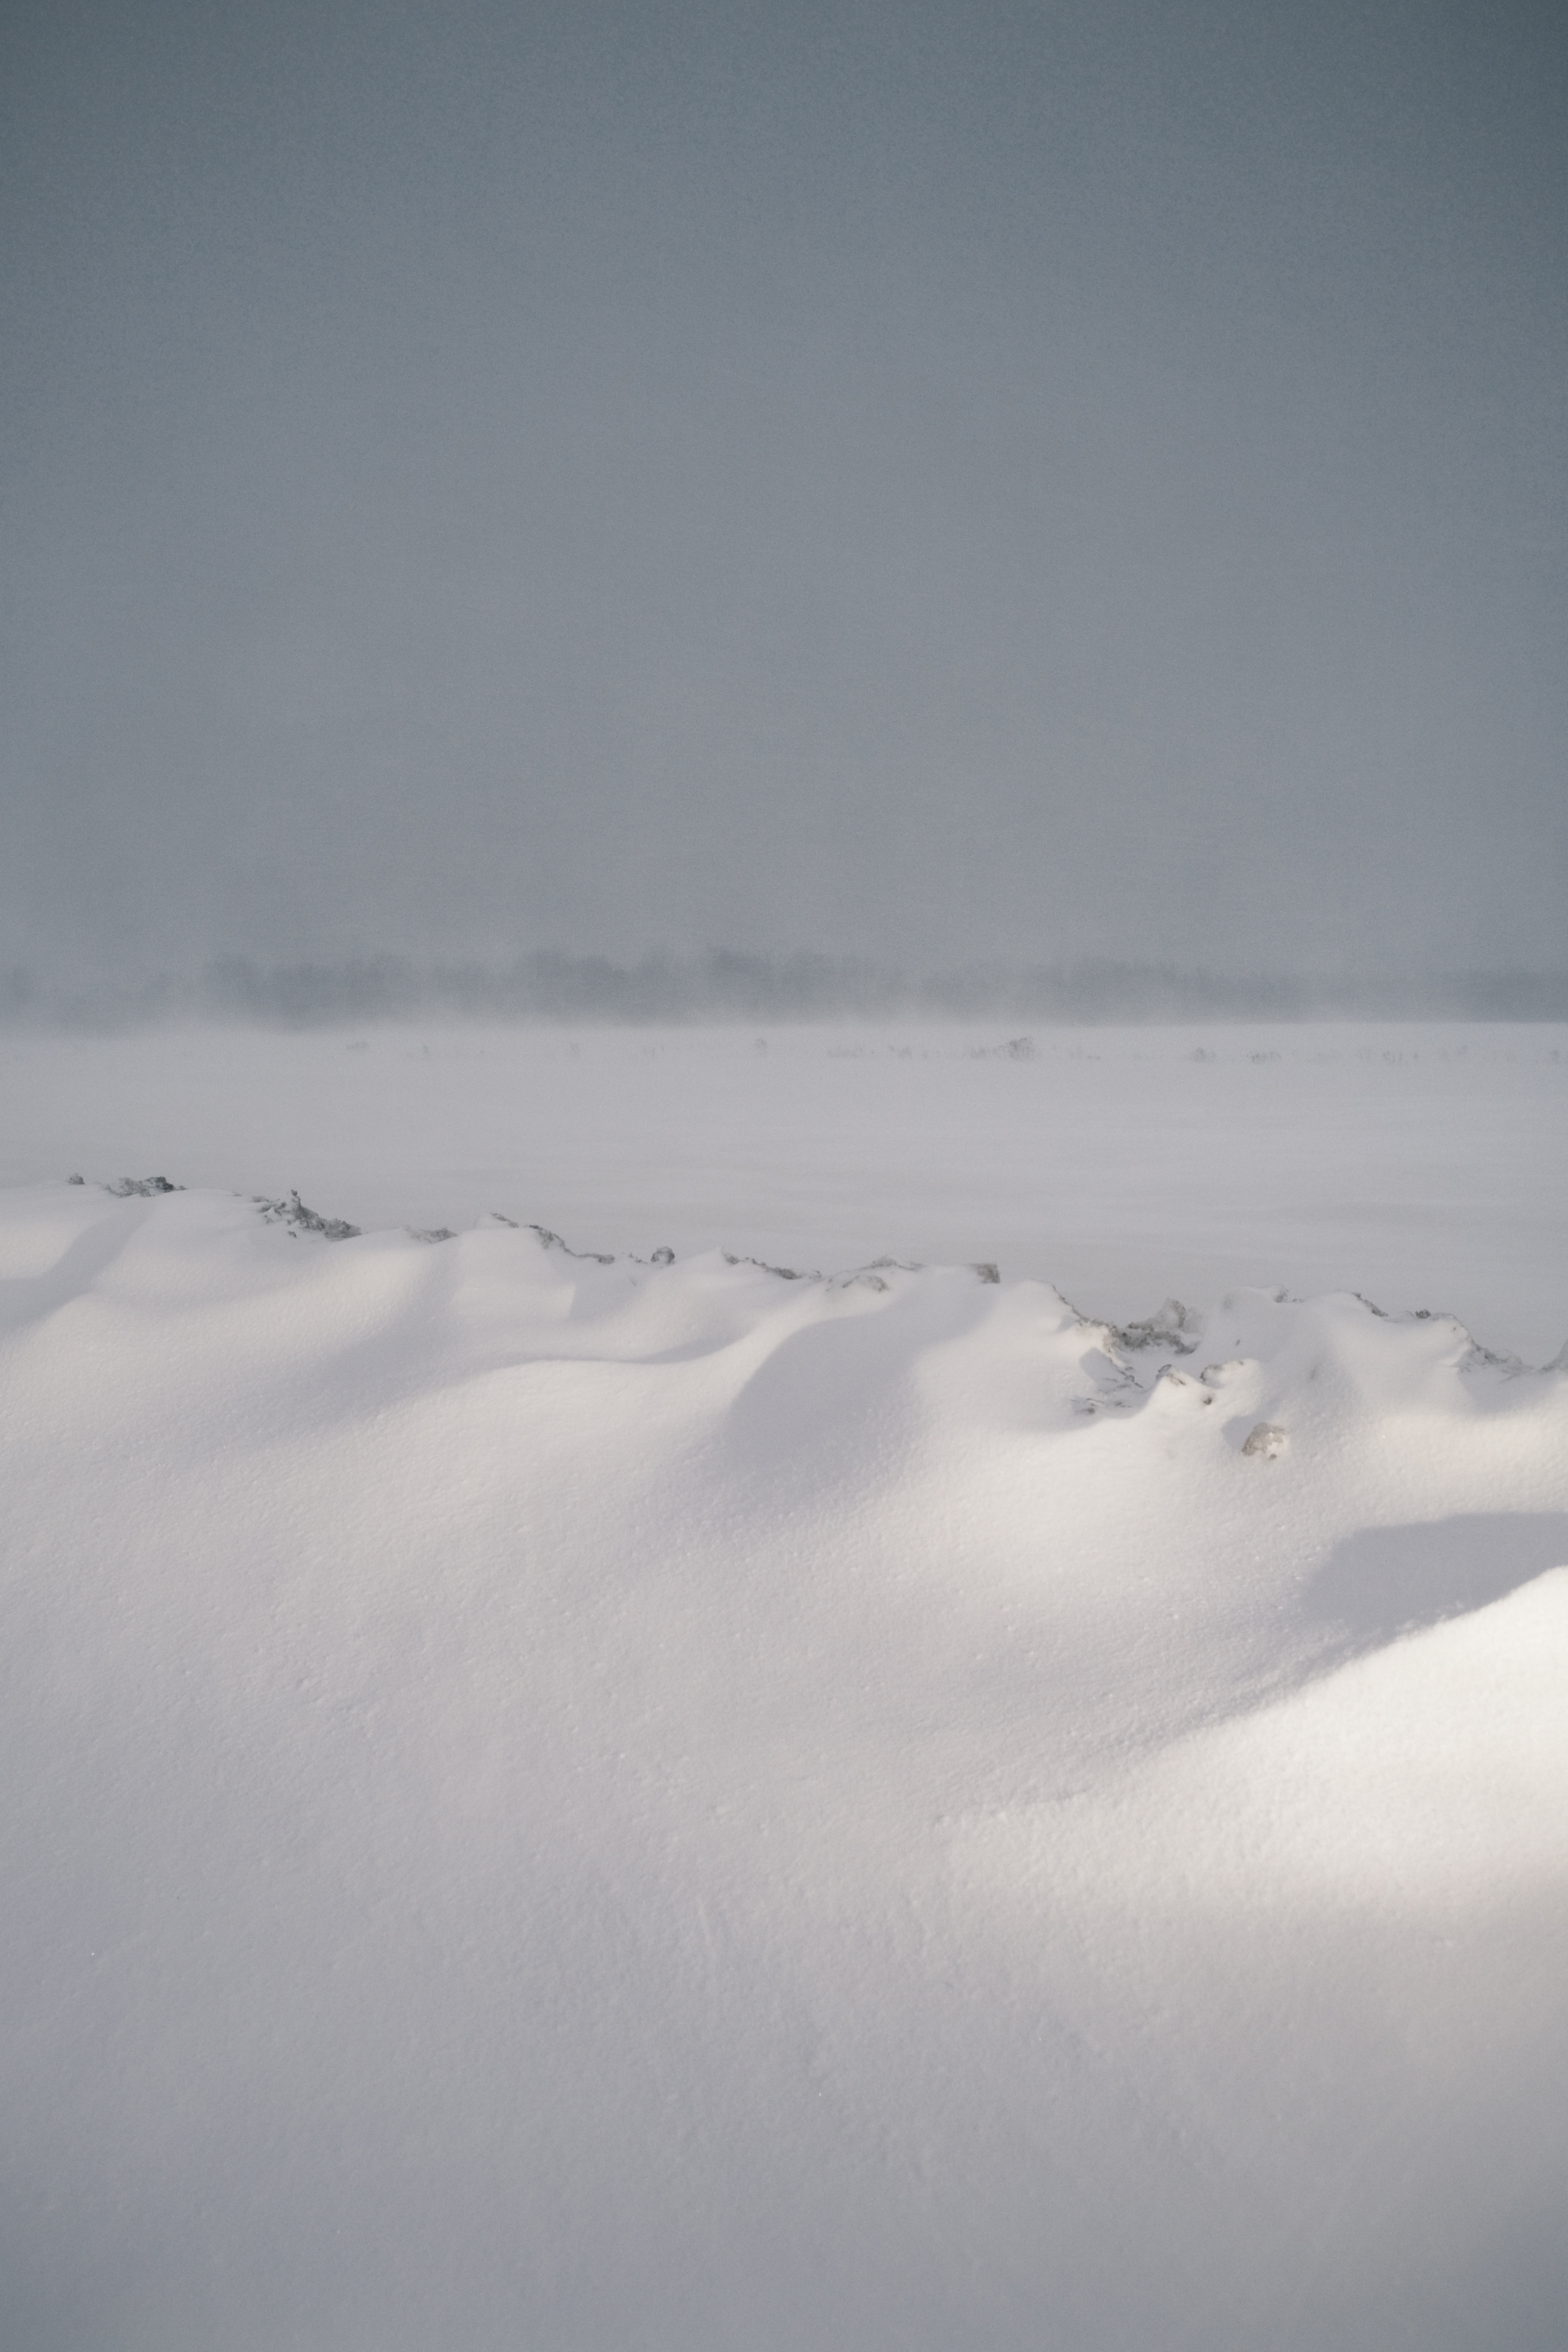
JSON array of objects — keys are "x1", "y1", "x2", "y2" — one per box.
[
  {"x1": 3, "y1": 1024, "x2": 1566, "y2": 2349},
  {"x1": 5, "y1": 1020, "x2": 1566, "y2": 1355}
]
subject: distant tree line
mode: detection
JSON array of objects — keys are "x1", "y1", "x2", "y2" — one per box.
[{"x1": 2, "y1": 952, "x2": 1566, "y2": 1029}]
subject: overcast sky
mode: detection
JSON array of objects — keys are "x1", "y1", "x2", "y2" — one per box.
[{"x1": 3, "y1": 0, "x2": 1564, "y2": 979}]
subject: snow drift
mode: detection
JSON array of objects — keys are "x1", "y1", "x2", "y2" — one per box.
[{"x1": 3, "y1": 1178, "x2": 1567, "y2": 2350}]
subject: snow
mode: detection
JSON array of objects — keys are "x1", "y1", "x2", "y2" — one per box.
[
  {"x1": 2, "y1": 1025, "x2": 1566, "y2": 2347},
  {"x1": 3, "y1": 1019, "x2": 1566, "y2": 1357}
]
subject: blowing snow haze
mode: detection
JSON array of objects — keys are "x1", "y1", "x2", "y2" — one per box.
[{"x1": 2, "y1": 0, "x2": 1565, "y2": 994}]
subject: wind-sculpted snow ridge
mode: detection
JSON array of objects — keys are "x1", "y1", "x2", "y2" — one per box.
[{"x1": 2, "y1": 1179, "x2": 1566, "y2": 2351}]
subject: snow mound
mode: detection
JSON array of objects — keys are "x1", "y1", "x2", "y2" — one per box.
[{"x1": 2, "y1": 1179, "x2": 1566, "y2": 2350}]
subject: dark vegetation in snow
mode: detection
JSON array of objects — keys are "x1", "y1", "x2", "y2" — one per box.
[{"x1": 254, "y1": 1191, "x2": 361, "y2": 1241}]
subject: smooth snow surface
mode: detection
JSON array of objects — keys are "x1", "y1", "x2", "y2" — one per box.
[
  {"x1": 2, "y1": 1020, "x2": 1565, "y2": 1358},
  {"x1": 3, "y1": 1030, "x2": 1568, "y2": 2349}
]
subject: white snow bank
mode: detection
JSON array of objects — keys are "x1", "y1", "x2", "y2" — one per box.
[
  {"x1": 2, "y1": 1019, "x2": 1564, "y2": 1358},
  {"x1": 3, "y1": 1178, "x2": 1566, "y2": 2349}
]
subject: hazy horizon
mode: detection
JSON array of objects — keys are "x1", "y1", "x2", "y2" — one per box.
[{"x1": 3, "y1": 945, "x2": 1567, "y2": 1030}]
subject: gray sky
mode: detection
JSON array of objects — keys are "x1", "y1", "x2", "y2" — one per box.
[{"x1": 3, "y1": 0, "x2": 1565, "y2": 980}]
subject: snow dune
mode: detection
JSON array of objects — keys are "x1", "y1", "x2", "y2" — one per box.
[
  {"x1": 3, "y1": 1157, "x2": 1566, "y2": 2350},
  {"x1": 2, "y1": 1019, "x2": 1564, "y2": 1358}
]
